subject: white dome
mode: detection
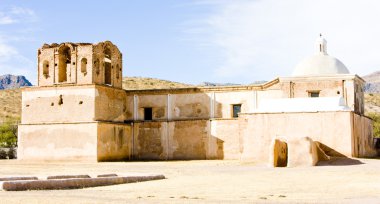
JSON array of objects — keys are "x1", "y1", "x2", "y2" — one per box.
[{"x1": 292, "y1": 35, "x2": 350, "y2": 76}]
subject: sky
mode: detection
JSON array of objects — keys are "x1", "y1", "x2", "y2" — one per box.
[{"x1": 1, "y1": 0, "x2": 380, "y2": 85}]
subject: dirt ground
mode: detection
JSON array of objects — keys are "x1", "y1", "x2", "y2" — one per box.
[{"x1": 0, "y1": 158, "x2": 379, "y2": 204}]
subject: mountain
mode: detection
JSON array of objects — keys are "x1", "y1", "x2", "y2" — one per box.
[{"x1": 0, "y1": 75, "x2": 32, "y2": 90}]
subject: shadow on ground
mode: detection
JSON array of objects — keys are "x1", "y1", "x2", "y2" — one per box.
[{"x1": 317, "y1": 157, "x2": 364, "y2": 166}]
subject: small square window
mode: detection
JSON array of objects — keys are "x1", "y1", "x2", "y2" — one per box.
[
  {"x1": 308, "y1": 91, "x2": 320, "y2": 98},
  {"x1": 144, "y1": 107, "x2": 153, "y2": 120},
  {"x1": 232, "y1": 104, "x2": 242, "y2": 118}
]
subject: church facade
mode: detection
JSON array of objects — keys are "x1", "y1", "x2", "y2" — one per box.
[{"x1": 17, "y1": 37, "x2": 377, "y2": 164}]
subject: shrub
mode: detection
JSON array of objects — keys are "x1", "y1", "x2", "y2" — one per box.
[
  {"x1": 368, "y1": 113, "x2": 380, "y2": 138},
  {"x1": 0, "y1": 120, "x2": 18, "y2": 148},
  {"x1": 7, "y1": 148, "x2": 16, "y2": 159},
  {"x1": 0, "y1": 149, "x2": 7, "y2": 159}
]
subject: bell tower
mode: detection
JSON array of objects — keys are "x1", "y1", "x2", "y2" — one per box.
[
  {"x1": 37, "y1": 41, "x2": 123, "y2": 88},
  {"x1": 19, "y1": 41, "x2": 130, "y2": 162}
]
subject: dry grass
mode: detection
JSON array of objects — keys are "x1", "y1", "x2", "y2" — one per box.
[
  {"x1": 122, "y1": 77, "x2": 193, "y2": 90},
  {"x1": 364, "y1": 93, "x2": 380, "y2": 114},
  {"x1": 0, "y1": 89, "x2": 21, "y2": 122}
]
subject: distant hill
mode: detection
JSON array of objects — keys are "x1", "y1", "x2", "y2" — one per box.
[
  {"x1": 122, "y1": 77, "x2": 192, "y2": 90},
  {"x1": 198, "y1": 82, "x2": 241, "y2": 87},
  {"x1": 363, "y1": 71, "x2": 380, "y2": 93},
  {"x1": 0, "y1": 75, "x2": 32, "y2": 90}
]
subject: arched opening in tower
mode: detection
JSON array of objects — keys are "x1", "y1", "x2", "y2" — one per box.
[
  {"x1": 104, "y1": 47, "x2": 112, "y2": 85},
  {"x1": 58, "y1": 46, "x2": 71, "y2": 83}
]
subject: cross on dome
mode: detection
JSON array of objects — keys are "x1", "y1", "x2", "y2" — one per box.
[
  {"x1": 316, "y1": 34, "x2": 327, "y2": 55},
  {"x1": 291, "y1": 34, "x2": 350, "y2": 76}
]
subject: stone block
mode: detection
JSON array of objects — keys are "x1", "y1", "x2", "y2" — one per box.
[
  {"x1": 0, "y1": 175, "x2": 165, "y2": 191},
  {"x1": 287, "y1": 137, "x2": 319, "y2": 167}
]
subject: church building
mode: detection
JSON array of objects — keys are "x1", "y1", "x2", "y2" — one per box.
[{"x1": 17, "y1": 36, "x2": 377, "y2": 165}]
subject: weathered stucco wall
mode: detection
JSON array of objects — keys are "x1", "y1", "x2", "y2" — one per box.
[
  {"x1": 97, "y1": 123, "x2": 133, "y2": 161},
  {"x1": 256, "y1": 90, "x2": 283, "y2": 109},
  {"x1": 76, "y1": 45, "x2": 93, "y2": 85},
  {"x1": 353, "y1": 114, "x2": 377, "y2": 157},
  {"x1": 21, "y1": 86, "x2": 97, "y2": 124},
  {"x1": 94, "y1": 86, "x2": 127, "y2": 122},
  {"x1": 213, "y1": 91, "x2": 255, "y2": 118},
  {"x1": 210, "y1": 119, "x2": 241, "y2": 159},
  {"x1": 240, "y1": 111, "x2": 354, "y2": 163},
  {"x1": 292, "y1": 80, "x2": 343, "y2": 98},
  {"x1": 133, "y1": 120, "x2": 210, "y2": 160},
  {"x1": 133, "y1": 121, "x2": 168, "y2": 160},
  {"x1": 37, "y1": 42, "x2": 122, "y2": 88},
  {"x1": 132, "y1": 119, "x2": 241, "y2": 160},
  {"x1": 171, "y1": 94, "x2": 210, "y2": 119},
  {"x1": 18, "y1": 123, "x2": 98, "y2": 161},
  {"x1": 136, "y1": 95, "x2": 168, "y2": 120},
  {"x1": 278, "y1": 76, "x2": 364, "y2": 115},
  {"x1": 38, "y1": 48, "x2": 55, "y2": 86},
  {"x1": 92, "y1": 41, "x2": 123, "y2": 88}
]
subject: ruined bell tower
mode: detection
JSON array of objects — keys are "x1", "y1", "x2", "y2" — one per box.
[
  {"x1": 18, "y1": 41, "x2": 131, "y2": 162},
  {"x1": 37, "y1": 41, "x2": 123, "y2": 88}
]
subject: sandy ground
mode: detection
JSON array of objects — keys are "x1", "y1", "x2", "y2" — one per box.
[{"x1": 0, "y1": 158, "x2": 379, "y2": 203}]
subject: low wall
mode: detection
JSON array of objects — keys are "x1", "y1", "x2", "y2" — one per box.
[
  {"x1": 18, "y1": 123, "x2": 98, "y2": 161},
  {"x1": 18, "y1": 122, "x2": 134, "y2": 162},
  {"x1": 239, "y1": 111, "x2": 355, "y2": 163}
]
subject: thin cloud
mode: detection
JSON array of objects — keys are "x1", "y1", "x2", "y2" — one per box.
[
  {"x1": 0, "y1": 6, "x2": 37, "y2": 25},
  {"x1": 0, "y1": 6, "x2": 38, "y2": 83},
  {"x1": 0, "y1": 15, "x2": 15, "y2": 25},
  {"x1": 186, "y1": 0, "x2": 380, "y2": 81}
]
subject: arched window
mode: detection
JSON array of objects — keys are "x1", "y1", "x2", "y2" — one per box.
[
  {"x1": 58, "y1": 46, "x2": 71, "y2": 82},
  {"x1": 104, "y1": 47, "x2": 112, "y2": 85},
  {"x1": 42, "y1": 60, "x2": 49, "y2": 78},
  {"x1": 81, "y1": 58, "x2": 87, "y2": 74}
]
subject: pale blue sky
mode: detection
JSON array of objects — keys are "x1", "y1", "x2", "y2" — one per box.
[{"x1": 1, "y1": 0, "x2": 380, "y2": 85}]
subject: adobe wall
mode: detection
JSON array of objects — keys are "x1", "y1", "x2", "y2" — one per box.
[
  {"x1": 171, "y1": 94, "x2": 211, "y2": 119},
  {"x1": 353, "y1": 114, "x2": 377, "y2": 157},
  {"x1": 210, "y1": 119, "x2": 241, "y2": 159},
  {"x1": 18, "y1": 123, "x2": 98, "y2": 161},
  {"x1": 278, "y1": 76, "x2": 365, "y2": 114},
  {"x1": 92, "y1": 42, "x2": 123, "y2": 88},
  {"x1": 21, "y1": 86, "x2": 97, "y2": 124},
  {"x1": 97, "y1": 123, "x2": 133, "y2": 161},
  {"x1": 135, "y1": 94, "x2": 168, "y2": 120},
  {"x1": 94, "y1": 86, "x2": 128, "y2": 122},
  {"x1": 214, "y1": 91, "x2": 260, "y2": 118},
  {"x1": 21, "y1": 85, "x2": 127, "y2": 124},
  {"x1": 133, "y1": 120, "x2": 209, "y2": 160},
  {"x1": 132, "y1": 119, "x2": 241, "y2": 160},
  {"x1": 239, "y1": 111, "x2": 354, "y2": 163},
  {"x1": 37, "y1": 47, "x2": 55, "y2": 86},
  {"x1": 76, "y1": 45, "x2": 94, "y2": 85},
  {"x1": 124, "y1": 89, "x2": 286, "y2": 120}
]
